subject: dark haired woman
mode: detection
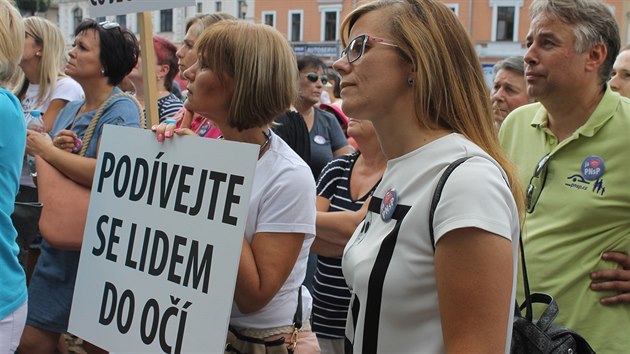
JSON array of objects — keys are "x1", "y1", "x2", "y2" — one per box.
[{"x1": 19, "y1": 19, "x2": 141, "y2": 354}]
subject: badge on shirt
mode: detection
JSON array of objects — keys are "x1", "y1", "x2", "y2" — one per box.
[
  {"x1": 581, "y1": 156, "x2": 605, "y2": 181},
  {"x1": 313, "y1": 135, "x2": 328, "y2": 145},
  {"x1": 380, "y1": 188, "x2": 398, "y2": 222}
]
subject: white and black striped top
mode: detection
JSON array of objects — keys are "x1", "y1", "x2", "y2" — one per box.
[
  {"x1": 312, "y1": 152, "x2": 379, "y2": 339},
  {"x1": 157, "y1": 93, "x2": 183, "y2": 123}
]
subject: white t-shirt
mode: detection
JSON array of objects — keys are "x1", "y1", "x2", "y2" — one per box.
[
  {"x1": 20, "y1": 77, "x2": 83, "y2": 187},
  {"x1": 21, "y1": 77, "x2": 84, "y2": 124},
  {"x1": 342, "y1": 133, "x2": 519, "y2": 353},
  {"x1": 230, "y1": 130, "x2": 317, "y2": 329}
]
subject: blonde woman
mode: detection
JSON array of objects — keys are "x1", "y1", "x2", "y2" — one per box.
[
  {"x1": 0, "y1": 0, "x2": 27, "y2": 351},
  {"x1": 13, "y1": 16, "x2": 83, "y2": 281},
  {"x1": 334, "y1": 0, "x2": 524, "y2": 352},
  {"x1": 15, "y1": 16, "x2": 83, "y2": 132}
]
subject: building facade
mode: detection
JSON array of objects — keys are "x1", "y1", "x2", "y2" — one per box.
[
  {"x1": 56, "y1": 0, "x2": 254, "y2": 43},
  {"x1": 52, "y1": 0, "x2": 629, "y2": 64}
]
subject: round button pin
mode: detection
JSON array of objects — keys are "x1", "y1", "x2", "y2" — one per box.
[
  {"x1": 380, "y1": 188, "x2": 398, "y2": 222},
  {"x1": 581, "y1": 156, "x2": 605, "y2": 181}
]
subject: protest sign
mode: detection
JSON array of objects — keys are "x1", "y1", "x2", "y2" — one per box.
[
  {"x1": 69, "y1": 125, "x2": 258, "y2": 354},
  {"x1": 89, "y1": 0, "x2": 195, "y2": 18}
]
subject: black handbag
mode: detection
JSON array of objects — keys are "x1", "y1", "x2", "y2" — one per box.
[
  {"x1": 11, "y1": 201, "x2": 43, "y2": 247},
  {"x1": 430, "y1": 157, "x2": 595, "y2": 354},
  {"x1": 510, "y1": 236, "x2": 595, "y2": 354}
]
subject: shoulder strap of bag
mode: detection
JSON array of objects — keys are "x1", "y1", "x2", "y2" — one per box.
[
  {"x1": 79, "y1": 92, "x2": 144, "y2": 156},
  {"x1": 428, "y1": 157, "x2": 533, "y2": 321},
  {"x1": 428, "y1": 156, "x2": 472, "y2": 249},
  {"x1": 293, "y1": 286, "x2": 302, "y2": 329}
]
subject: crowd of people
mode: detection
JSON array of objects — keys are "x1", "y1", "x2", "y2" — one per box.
[{"x1": 1, "y1": 0, "x2": 629, "y2": 353}]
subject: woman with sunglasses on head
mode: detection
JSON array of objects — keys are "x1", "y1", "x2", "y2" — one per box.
[
  {"x1": 18, "y1": 19, "x2": 141, "y2": 354},
  {"x1": 154, "y1": 20, "x2": 319, "y2": 352},
  {"x1": 0, "y1": 1, "x2": 28, "y2": 352},
  {"x1": 16, "y1": 17, "x2": 84, "y2": 132},
  {"x1": 295, "y1": 56, "x2": 353, "y2": 180},
  {"x1": 13, "y1": 16, "x2": 84, "y2": 280},
  {"x1": 334, "y1": 1, "x2": 523, "y2": 353}
]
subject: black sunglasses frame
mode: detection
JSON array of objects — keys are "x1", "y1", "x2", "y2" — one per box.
[{"x1": 526, "y1": 153, "x2": 551, "y2": 213}]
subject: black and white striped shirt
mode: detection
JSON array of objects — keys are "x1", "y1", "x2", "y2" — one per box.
[{"x1": 312, "y1": 152, "x2": 379, "y2": 339}]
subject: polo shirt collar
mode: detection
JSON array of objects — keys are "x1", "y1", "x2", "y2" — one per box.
[{"x1": 529, "y1": 85, "x2": 619, "y2": 138}]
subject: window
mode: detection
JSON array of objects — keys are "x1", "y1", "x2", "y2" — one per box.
[
  {"x1": 197, "y1": 2, "x2": 203, "y2": 13},
  {"x1": 72, "y1": 7, "x2": 83, "y2": 30},
  {"x1": 324, "y1": 12, "x2": 337, "y2": 41},
  {"x1": 215, "y1": 1, "x2": 222, "y2": 12},
  {"x1": 288, "y1": 10, "x2": 303, "y2": 42},
  {"x1": 491, "y1": 1, "x2": 522, "y2": 42},
  {"x1": 160, "y1": 9, "x2": 173, "y2": 32},
  {"x1": 320, "y1": 6, "x2": 341, "y2": 42},
  {"x1": 496, "y1": 6, "x2": 515, "y2": 41},
  {"x1": 116, "y1": 14, "x2": 126, "y2": 29},
  {"x1": 445, "y1": 3, "x2": 459, "y2": 16},
  {"x1": 262, "y1": 11, "x2": 276, "y2": 27},
  {"x1": 95, "y1": 16, "x2": 106, "y2": 23}
]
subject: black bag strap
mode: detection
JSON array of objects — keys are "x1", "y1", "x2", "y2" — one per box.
[
  {"x1": 293, "y1": 286, "x2": 302, "y2": 329},
  {"x1": 428, "y1": 156, "x2": 533, "y2": 321},
  {"x1": 429, "y1": 156, "x2": 472, "y2": 249}
]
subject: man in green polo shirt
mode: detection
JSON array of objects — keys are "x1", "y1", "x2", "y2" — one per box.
[{"x1": 499, "y1": 0, "x2": 630, "y2": 352}]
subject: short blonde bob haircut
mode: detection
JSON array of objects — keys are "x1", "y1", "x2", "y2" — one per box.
[
  {"x1": 0, "y1": 0, "x2": 24, "y2": 85},
  {"x1": 195, "y1": 20, "x2": 297, "y2": 131},
  {"x1": 340, "y1": 0, "x2": 524, "y2": 217}
]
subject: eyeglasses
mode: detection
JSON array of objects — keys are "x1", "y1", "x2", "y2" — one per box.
[
  {"x1": 25, "y1": 31, "x2": 43, "y2": 43},
  {"x1": 340, "y1": 34, "x2": 399, "y2": 64},
  {"x1": 99, "y1": 21, "x2": 120, "y2": 30},
  {"x1": 306, "y1": 73, "x2": 328, "y2": 85},
  {"x1": 526, "y1": 153, "x2": 551, "y2": 213}
]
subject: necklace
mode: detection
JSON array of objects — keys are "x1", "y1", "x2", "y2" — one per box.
[{"x1": 258, "y1": 130, "x2": 272, "y2": 159}]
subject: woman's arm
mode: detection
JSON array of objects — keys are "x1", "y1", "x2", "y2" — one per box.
[
  {"x1": 26, "y1": 130, "x2": 97, "y2": 187},
  {"x1": 310, "y1": 196, "x2": 368, "y2": 256},
  {"x1": 435, "y1": 227, "x2": 513, "y2": 354},
  {"x1": 234, "y1": 232, "x2": 305, "y2": 313},
  {"x1": 42, "y1": 99, "x2": 70, "y2": 132}
]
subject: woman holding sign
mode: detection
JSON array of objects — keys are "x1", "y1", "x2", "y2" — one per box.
[
  {"x1": 154, "y1": 21, "x2": 319, "y2": 352},
  {"x1": 19, "y1": 19, "x2": 141, "y2": 354}
]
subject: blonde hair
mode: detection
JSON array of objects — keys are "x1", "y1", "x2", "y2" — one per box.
[
  {"x1": 185, "y1": 13, "x2": 236, "y2": 37},
  {"x1": 0, "y1": 0, "x2": 24, "y2": 85},
  {"x1": 195, "y1": 21, "x2": 298, "y2": 131},
  {"x1": 14, "y1": 16, "x2": 68, "y2": 106},
  {"x1": 341, "y1": 0, "x2": 525, "y2": 218}
]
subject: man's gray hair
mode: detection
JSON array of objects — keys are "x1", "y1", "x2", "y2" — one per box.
[
  {"x1": 530, "y1": 0, "x2": 620, "y2": 84},
  {"x1": 493, "y1": 56, "x2": 525, "y2": 79}
]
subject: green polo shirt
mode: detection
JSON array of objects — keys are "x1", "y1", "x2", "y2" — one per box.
[{"x1": 499, "y1": 86, "x2": 630, "y2": 353}]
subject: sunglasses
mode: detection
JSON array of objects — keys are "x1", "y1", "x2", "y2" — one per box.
[
  {"x1": 306, "y1": 73, "x2": 328, "y2": 86},
  {"x1": 99, "y1": 21, "x2": 121, "y2": 30},
  {"x1": 340, "y1": 34, "x2": 399, "y2": 64},
  {"x1": 526, "y1": 153, "x2": 551, "y2": 213}
]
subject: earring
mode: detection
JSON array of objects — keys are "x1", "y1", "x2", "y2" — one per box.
[
  {"x1": 101, "y1": 68, "x2": 105, "y2": 76},
  {"x1": 407, "y1": 78, "x2": 414, "y2": 87},
  {"x1": 35, "y1": 52, "x2": 41, "y2": 57}
]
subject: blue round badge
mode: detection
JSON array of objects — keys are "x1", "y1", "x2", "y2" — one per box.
[
  {"x1": 380, "y1": 188, "x2": 398, "y2": 222},
  {"x1": 581, "y1": 156, "x2": 605, "y2": 181}
]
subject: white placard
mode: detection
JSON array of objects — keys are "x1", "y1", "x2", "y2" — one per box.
[
  {"x1": 89, "y1": 0, "x2": 195, "y2": 17},
  {"x1": 69, "y1": 125, "x2": 258, "y2": 354}
]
